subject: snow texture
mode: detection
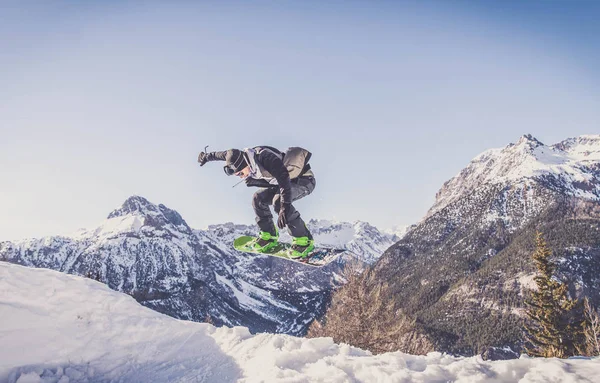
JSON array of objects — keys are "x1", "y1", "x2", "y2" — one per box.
[
  {"x1": 1, "y1": 261, "x2": 599, "y2": 383},
  {"x1": 430, "y1": 134, "x2": 600, "y2": 218}
]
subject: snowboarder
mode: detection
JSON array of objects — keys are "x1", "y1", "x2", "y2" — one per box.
[{"x1": 198, "y1": 146, "x2": 316, "y2": 258}]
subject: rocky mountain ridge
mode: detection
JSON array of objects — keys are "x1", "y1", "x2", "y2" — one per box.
[{"x1": 0, "y1": 196, "x2": 398, "y2": 336}]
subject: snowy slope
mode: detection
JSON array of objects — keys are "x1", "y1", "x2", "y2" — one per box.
[{"x1": 2, "y1": 261, "x2": 598, "y2": 383}]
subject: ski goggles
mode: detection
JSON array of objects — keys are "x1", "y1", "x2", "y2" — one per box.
[
  {"x1": 223, "y1": 164, "x2": 248, "y2": 176},
  {"x1": 223, "y1": 153, "x2": 248, "y2": 176},
  {"x1": 223, "y1": 165, "x2": 239, "y2": 176}
]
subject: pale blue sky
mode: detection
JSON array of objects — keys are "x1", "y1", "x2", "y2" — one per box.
[{"x1": 1, "y1": 1, "x2": 599, "y2": 240}]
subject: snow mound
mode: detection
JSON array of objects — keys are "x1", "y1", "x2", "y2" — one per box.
[{"x1": 1, "y1": 262, "x2": 598, "y2": 383}]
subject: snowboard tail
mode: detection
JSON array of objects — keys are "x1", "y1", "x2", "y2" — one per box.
[{"x1": 233, "y1": 236, "x2": 346, "y2": 267}]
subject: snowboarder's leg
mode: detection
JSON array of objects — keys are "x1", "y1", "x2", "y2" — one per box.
[
  {"x1": 251, "y1": 188, "x2": 280, "y2": 252},
  {"x1": 273, "y1": 176, "x2": 316, "y2": 240},
  {"x1": 252, "y1": 188, "x2": 278, "y2": 235}
]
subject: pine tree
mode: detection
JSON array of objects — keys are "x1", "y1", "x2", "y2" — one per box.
[
  {"x1": 524, "y1": 232, "x2": 586, "y2": 358},
  {"x1": 583, "y1": 297, "x2": 600, "y2": 356},
  {"x1": 307, "y1": 261, "x2": 433, "y2": 355}
]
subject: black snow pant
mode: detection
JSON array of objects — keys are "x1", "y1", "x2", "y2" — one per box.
[{"x1": 252, "y1": 176, "x2": 316, "y2": 239}]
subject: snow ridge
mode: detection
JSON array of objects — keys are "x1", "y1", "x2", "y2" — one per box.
[{"x1": 2, "y1": 262, "x2": 598, "y2": 383}]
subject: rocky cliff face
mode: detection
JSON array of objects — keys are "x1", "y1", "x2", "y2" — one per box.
[
  {"x1": 0, "y1": 196, "x2": 397, "y2": 336},
  {"x1": 322, "y1": 134, "x2": 600, "y2": 355}
]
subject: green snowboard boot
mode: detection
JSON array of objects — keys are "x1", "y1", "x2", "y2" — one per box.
[
  {"x1": 289, "y1": 236, "x2": 315, "y2": 259},
  {"x1": 252, "y1": 231, "x2": 279, "y2": 253}
]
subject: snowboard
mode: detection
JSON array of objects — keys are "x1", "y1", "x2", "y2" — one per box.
[{"x1": 233, "y1": 236, "x2": 346, "y2": 267}]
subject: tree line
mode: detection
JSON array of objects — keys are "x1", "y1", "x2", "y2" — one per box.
[
  {"x1": 524, "y1": 231, "x2": 599, "y2": 357},
  {"x1": 308, "y1": 232, "x2": 600, "y2": 358}
]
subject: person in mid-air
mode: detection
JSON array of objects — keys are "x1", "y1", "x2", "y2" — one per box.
[{"x1": 198, "y1": 146, "x2": 316, "y2": 258}]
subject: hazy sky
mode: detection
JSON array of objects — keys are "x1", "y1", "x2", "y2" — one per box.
[{"x1": 1, "y1": 0, "x2": 600, "y2": 240}]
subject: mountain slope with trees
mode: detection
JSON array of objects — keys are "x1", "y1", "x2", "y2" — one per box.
[{"x1": 315, "y1": 135, "x2": 600, "y2": 355}]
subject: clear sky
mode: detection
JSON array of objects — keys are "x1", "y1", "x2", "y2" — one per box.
[{"x1": 1, "y1": 0, "x2": 600, "y2": 241}]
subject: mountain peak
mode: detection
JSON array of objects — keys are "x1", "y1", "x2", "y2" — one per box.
[
  {"x1": 504, "y1": 134, "x2": 545, "y2": 155},
  {"x1": 108, "y1": 196, "x2": 158, "y2": 219},
  {"x1": 428, "y1": 134, "x2": 600, "y2": 219},
  {"x1": 101, "y1": 196, "x2": 190, "y2": 237},
  {"x1": 515, "y1": 134, "x2": 544, "y2": 148}
]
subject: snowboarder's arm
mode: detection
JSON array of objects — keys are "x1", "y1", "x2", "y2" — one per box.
[
  {"x1": 198, "y1": 150, "x2": 228, "y2": 166},
  {"x1": 205, "y1": 151, "x2": 228, "y2": 162},
  {"x1": 258, "y1": 150, "x2": 292, "y2": 204},
  {"x1": 245, "y1": 178, "x2": 273, "y2": 188}
]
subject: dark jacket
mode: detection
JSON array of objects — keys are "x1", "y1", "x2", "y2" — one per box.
[
  {"x1": 246, "y1": 146, "x2": 292, "y2": 204},
  {"x1": 207, "y1": 146, "x2": 312, "y2": 205}
]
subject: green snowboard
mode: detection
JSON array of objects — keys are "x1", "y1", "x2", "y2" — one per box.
[{"x1": 233, "y1": 235, "x2": 346, "y2": 267}]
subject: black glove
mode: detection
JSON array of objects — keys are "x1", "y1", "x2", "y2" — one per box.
[
  {"x1": 245, "y1": 178, "x2": 272, "y2": 188},
  {"x1": 277, "y1": 202, "x2": 291, "y2": 229},
  {"x1": 198, "y1": 152, "x2": 209, "y2": 166}
]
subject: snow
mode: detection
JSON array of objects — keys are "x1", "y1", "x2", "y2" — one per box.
[
  {"x1": 384, "y1": 224, "x2": 412, "y2": 239},
  {"x1": 214, "y1": 272, "x2": 298, "y2": 320},
  {"x1": 503, "y1": 273, "x2": 538, "y2": 297},
  {"x1": 71, "y1": 214, "x2": 144, "y2": 241},
  {"x1": 2, "y1": 262, "x2": 599, "y2": 383},
  {"x1": 306, "y1": 219, "x2": 398, "y2": 264},
  {"x1": 430, "y1": 135, "x2": 600, "y2": 217},
  {"x1": 306, "y1": 219, "x2": 358, "y2": 245}
]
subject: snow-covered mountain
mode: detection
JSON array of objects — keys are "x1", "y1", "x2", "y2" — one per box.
[
  {"x1": 429, "y1": 134, "x2": 600, "y2": 219},
  {"x1": 3, "y1": 261, "x2": 598, "y2": 383},
  {"x1": 307, "y1": 219, "x2": 401, "y2": 264},
  {"x1": 384, "y1": 224, "x2": 414, "y2": 240},
  {"x1": 322, "y1": 134, "x2": 600, "y2": 355},
  {"x1": 0, "y1": 196, "x2": 397, "y2": 336}
]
